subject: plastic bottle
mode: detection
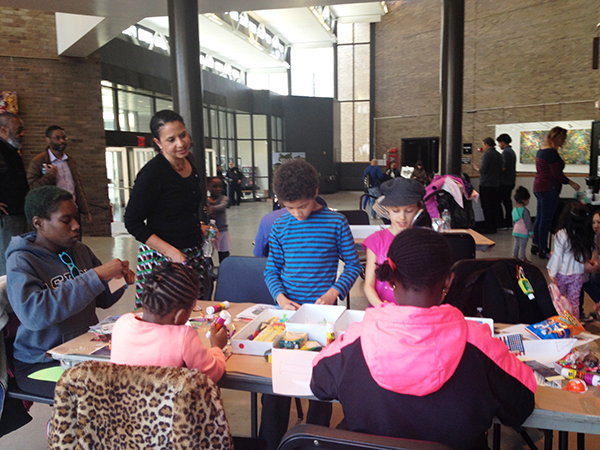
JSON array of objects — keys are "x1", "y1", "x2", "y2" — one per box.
[
  {"x1": 441, "y1": 209, "x2": 451, "y2": 231},
  {"x1": 326, "y1": 322, "x2": 336, "y2": 345},
  {"x1": 203, "y1": 219, "x2": 218, "y2": 257}
]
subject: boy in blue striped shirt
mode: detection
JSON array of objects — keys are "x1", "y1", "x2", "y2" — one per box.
[
  {"x1": 265, "y1": 159, "x2": 361, "y2": 309},
  {"x1": 261, "y1": 159, "x2": 361, "y2": 449}
]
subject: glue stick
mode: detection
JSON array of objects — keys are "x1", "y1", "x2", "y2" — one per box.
[
  {"x1": 560, "y1": 368, "x2": 578, "y2": 379},
  {"x1": 326, "y1": 322, "x2": 336, "y2": 345},
  {"x1": 584, "y1": 373, "x2": 600, "y2": 387},
  {"x1": 206, "y1": 310, "x2": 232, "y2": 339},
  {"x1": 206, "y1": 301, "x2": 230, "y2": 316}
]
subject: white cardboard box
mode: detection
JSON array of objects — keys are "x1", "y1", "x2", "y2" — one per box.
[
  {"x1": 272, "y1": 307, "x2": 366, "y2": 397},
  {"x1": 231, "y1": 309, "x2": 296, "y2": 355},
  {"x1": 285, "y1": 304, "x2": 347, "y2": 346},
  {"x1": 271, "y1": 347, "x2": 319, "y2": 396},
  {"x1": 335, "y1": 309, "x2": 365, "y2": 336}
]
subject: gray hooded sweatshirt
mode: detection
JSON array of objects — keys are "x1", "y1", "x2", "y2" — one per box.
[{"x1": 6, "y1": 232, "x2": 124, "y2": 364}]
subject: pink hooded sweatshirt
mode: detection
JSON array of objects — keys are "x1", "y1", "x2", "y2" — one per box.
[{"x1": 311, "y1": 302, "x2": 536, "y2": 449}]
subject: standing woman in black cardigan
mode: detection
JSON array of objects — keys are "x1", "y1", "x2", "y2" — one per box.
[{"x1": 125, "y1": 110, "x2": 206, "y2": 307}]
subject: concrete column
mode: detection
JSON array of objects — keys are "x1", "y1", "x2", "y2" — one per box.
[
  {"x1": 168, "y1": 0, "x2": 206, "y2": 192},
  {"x1": 440, "y1": 0, "x2": 464, "y2": 175}
]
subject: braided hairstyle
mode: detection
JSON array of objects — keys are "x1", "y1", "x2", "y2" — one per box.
[
  {"x1": 141, "y1": 261, "x2": 199, "y2": 317},
  {"x1": 376, "y1": 228, "x2": 452, "y2": 294}
]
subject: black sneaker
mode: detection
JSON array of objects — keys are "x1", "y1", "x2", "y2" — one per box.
[
  {"x1": 581, "y1": 313, "x2": 595, "y2": 323},
  {"x1": 531, "y1": 244, "x2": 539, "y2": 255},
  {"x1": 538, "y1": 251, "x2": 550, "y2": 260}
]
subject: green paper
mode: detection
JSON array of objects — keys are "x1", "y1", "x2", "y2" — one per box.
[{"x1": 27, "y1": 366, "x2": 64, "y2": 382}]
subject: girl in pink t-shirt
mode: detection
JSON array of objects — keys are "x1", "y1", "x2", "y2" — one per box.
[
  {"x1": 363, "y1": 178, "x2": 429, "y2": 306},
  {"x1": 111, "y1": 262, "x2": 228, "y2": 382}
]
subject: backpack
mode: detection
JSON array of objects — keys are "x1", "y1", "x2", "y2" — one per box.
[
  {"x1": 443, "y1": 258, "x2": 557, "y2": 324},
  {"x1": 363, "y1": 172, "x2": 373, "y2": 192}
]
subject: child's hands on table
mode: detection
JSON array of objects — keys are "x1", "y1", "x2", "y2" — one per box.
[
  {"x1": 210, "y1": 325, "x2": 229, "y2": 350},
  {"x1": 276, "y1": 294, "x2": 301, "y2": 310}
]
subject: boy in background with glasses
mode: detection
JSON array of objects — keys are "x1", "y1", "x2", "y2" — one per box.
[{"x1": 6, "y1": 186, "x2": 134, "y2": 398}]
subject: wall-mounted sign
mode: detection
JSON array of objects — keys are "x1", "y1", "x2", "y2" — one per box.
[
  {"x1": 462, "y1": 157, "x2": 471, "y2": 165},
  {"x1": 463, "y1": 143, "x2": 472, "y2": 154}
]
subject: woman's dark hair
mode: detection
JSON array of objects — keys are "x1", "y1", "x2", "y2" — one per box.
[
  {"x1": 483, "y1": 137, "x2": 495, "y2": 147},
  {"x1": 496, "y1": 133, "x2": 512, "y2": 145},
  {"x1": 273, "y1": 159, "x2": 319, "y2": 202},
  {"x1": 150, "y1": 110, "x2": 185, "y2": 151},
  {"x1": 376, "y1": 228, "x2": 452, "y2": 293},
  {"x1": 25, "y1": 186, "x2": 74, "y2": 225},
  {"x1": 513, "y1": 186, "x2": 530, "y2": 203},
  {"x1": 545, "y1": 126, "x2": 568, "y2": 149},
  {"x1": 142, "y1": 261, "x2": 199, "y2": 317},
  {"x1": 558, "y1": 203, "x2": 594, "y2": 263}
]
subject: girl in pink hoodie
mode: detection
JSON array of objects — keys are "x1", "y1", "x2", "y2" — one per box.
[
  {"x1": 312, "y1": 228, "x2": 536, "y2": 450},
  {"x1": 111, "y1": 262, "x2": 227, "y2": 383}
]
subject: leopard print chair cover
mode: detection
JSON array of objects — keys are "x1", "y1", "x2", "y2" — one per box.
[{"x1": 48, "y1": 361, "x2": 233, "y2": 450}]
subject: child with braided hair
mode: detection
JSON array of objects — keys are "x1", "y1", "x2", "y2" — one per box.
[
  {"x1": 111, "y1": 261, "x2": 227, "y2": 382},
  {"x1": 311, "y1": 227, "x2": 536, "y2": 450}
]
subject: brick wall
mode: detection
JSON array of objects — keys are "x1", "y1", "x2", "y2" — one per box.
[
  {"x1": 374, "y1": 0, "x2": 600, "y2": 175},
  {"x1": 0, "y1": 7, "x2": 110, "y2": 236}
]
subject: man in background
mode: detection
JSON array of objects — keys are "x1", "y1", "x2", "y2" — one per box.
[
  {"x1": 26, "y1": 125, "x2": 91, "y2": 223},
  {"x1": 0, "y1": 112, "x2": 29, "y2": 275},
  {"x1": 226, "y1": 161, "x2": 243, "y2": 206},
  {"x1": 497, "y1": 133, "x2": 516, "y2": 230}
]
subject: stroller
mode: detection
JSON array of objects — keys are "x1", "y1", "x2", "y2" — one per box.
[{"x1": 423, "y1": 174, "x2": 477, "y2": 229}]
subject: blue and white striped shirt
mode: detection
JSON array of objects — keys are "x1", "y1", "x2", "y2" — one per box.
[{"x1": 265, "y1": 208, "x2": 361, "y2": 304}]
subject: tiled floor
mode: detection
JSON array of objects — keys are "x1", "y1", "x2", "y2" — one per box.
[{"x1": 1, "y1": 190, "x2": 599, "y2": 449}]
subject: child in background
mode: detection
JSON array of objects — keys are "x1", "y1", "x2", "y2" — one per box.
[
  {"x1": 363, "y1": 177, "x2": 429, "y2": 306},
  {"x1": 512, "y1": 186, "x2": 533, "y2": 260},
  {"x1": 547, "y1": 204, "x2": 597, "y2": 319},
  {"x1": 580, "y1": 212, "x2": 600, "y2": 320},
  {"x1": 311, "y1": 228, "x2": 536, "y2": 449},
  {"x1": 111, "y1": 261, "x2": 228, "y2": 383},
  {"x1": 207, "y1": 177, "x2": 231, "y2": 263}
]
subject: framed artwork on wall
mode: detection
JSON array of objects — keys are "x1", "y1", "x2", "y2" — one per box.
[
  {"x1": 494, "y1": 121, "x2": 592, "y2": 174},
  {"x1": 0, "y1": 91, "x2": 18, "y2": 114}
]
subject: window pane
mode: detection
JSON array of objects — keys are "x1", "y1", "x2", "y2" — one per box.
[
  {"x1": 210, "y1": 109, "x2": 218, "y2": 137},
  {"x1": 219, "y1": 111, "x2": 226, "y2": 138},
  {"x1": 340, "y1": 102, "x2": 353, "y2": 162},
  {"x1": 271, "y1": 116, "x2": 277, "y2": 139},
  {"x1": 337, "y1": 22, "x2": 353, "y2": 44},
  {"x1": 156, "y1": 98, "x2": 173, "y2": 112},
  {"x1": 228, "y1": 140, "x2": 236, "y2": 162},
  {"x1": 277, "y1": 117, "x2": 283, "y2": 140},
  {"x1": 227, "y1": 113, "x2": 235, "y2": 138},
  {"x1": 337, "y1": 46, "x2": 353, "y2": 101},
  {"x1": 102, "y1": 87, "x2": 115, "y2": 131},
  {"x1": 237, "y1": 140, "x2": 252, "y2": 170},
  {"x1": 117, "y1": 91, "x2": 152, "y2": 132},
  {"x1": 254, "y1": 140, "x2": 268, "y2": 186},
  {"x1": 236, "y1": 114, "x2": 252, "y2": 139},
  {"x1": 253, "y1": 115, "x2": 267, "y2": 139},
  {"x1": 354, "y1": 23, "x2": 370, "y2": 43},
  {"x1": 203, "y1": 108, "x2": 209, "y2": 137},
  {"x1": 354, "y1": 44, "x2": 370, "y2": 101},
  {"x1": 354, "y1": 102, "x2": 370, "y2": 162}
]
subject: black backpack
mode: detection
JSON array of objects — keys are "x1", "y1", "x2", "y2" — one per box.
[{"x1": 443, "y1": 258, "x2": 557, "y2": 324}]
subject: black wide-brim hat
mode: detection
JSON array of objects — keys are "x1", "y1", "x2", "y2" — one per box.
[{"x1": 379, "y1": 177, "x2": 426, "y2": 207}]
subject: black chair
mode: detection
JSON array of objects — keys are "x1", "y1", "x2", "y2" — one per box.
[
  {"x1": 338, "y1": 210, "x2": 370, "y2": 226},
  {"x1": 213, "y1": 256, "x2": 303, "y2": 436},
  {"x1": 278, "y1": 424, "x2": 452, "y2": 450},
  {"x1": 441, "y1": 232, "x2": 476, "y2": 265}
]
